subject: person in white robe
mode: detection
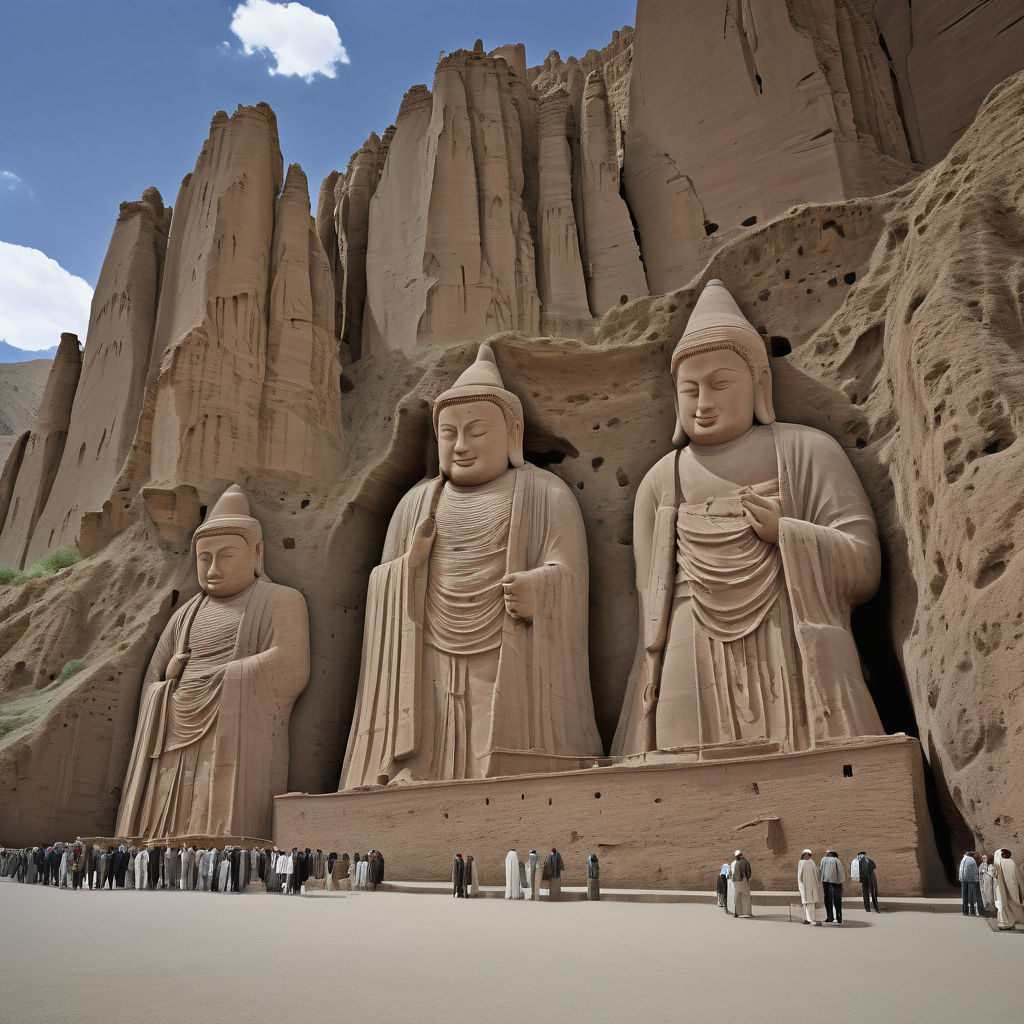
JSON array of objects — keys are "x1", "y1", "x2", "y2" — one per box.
[
  {"x1": 134, "y1": 847, "x2": 149, "y2": 890},
  {"x1": 798, "y1": 849, "x2": 824, "y2": 925},
  {"x1": 276, "y1": 850, "x2": 292, "y2": 894},
  {"x1": 979, "y1": 854, "x2": 996, "y2": 913},
  {"x1": 993, "y1": 847, "x2": 1024, "y2": 931},
  {"x1": 730, "y1": 851, "x2": 752, "y2": 917},
  {"x1": 505, "y1": 849, "x2": 523, "y2": 900}
]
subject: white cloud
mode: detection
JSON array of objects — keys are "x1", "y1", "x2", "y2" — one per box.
[
  {"x1": 0, "y1": 242, "x2": 93, "y2": 351},
  {"x1": 230, "y1": 0, "x2": 349, "y2": 82},
  {"x1": 1, "y1": 170, "x2": 33, "y2": 197}
]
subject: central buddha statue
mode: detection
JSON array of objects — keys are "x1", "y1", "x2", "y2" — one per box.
[
  {"x1": 613, "y1": 280, "x2": 885, "y2": 757},
  {"x1": 340, "y1": 343, "x2": 603, "y2": 787}
]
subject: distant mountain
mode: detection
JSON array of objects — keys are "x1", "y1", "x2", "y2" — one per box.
[{"x1": 0, "y1": 340, "x2": 58, "y2": 363}]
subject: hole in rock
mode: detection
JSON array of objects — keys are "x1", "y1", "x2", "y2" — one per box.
[
  {"x1": 548, "y1": 798, "x2": 553, "y2": 806},
  {"x1": 199, "y1": 505, "x2": 207, "y2": 519},
  {"x1": 339, "y1": 374, "x2": 354, "y2": 394},
  {"x1": 300, "y1": 499, "x2": 310, "y2": 509},
  {"x1": 170, "y1": 590, "x2": 180, "y2": 606},
  {"x1": 615, "y1": 468, "x2": 630, "y2": 487},
  {"x1": 843, "y1": 764, "x2": 854, "y2": 778},
  {"x1": 521, "y1": 793, "x2": 525, "y2": 800},
  {"x1": 822, "y1": 219, "x2": 845, "y2": 238},
  {"x1": 770, "y1": 337, "x2": 791, "y2": 357},
  {"x1": 844, "y1": 272, "x2": 857, "y2": 285},
  {"x1": 619, "y1": 294, "x2": 628, "y2": 305},
  {"x1": 752, "y1": 782, "x2": 760, "y2": 795},
  {"x1": 594, "y1": 792, "x2": 601, "y2": 799},
  {"x1": 282, "y1": 538, "x2": 296, "y2": 549},
  {"x1": 654, "y1": 798, "x2": 662, "y2": 804},
  {"x1": 591, "y1": 457, "x2": 604, "y2": 470},
  {"x1": 704, "y1": 221, "x2": 719, "y2": 236},
  {"x1": 740, "y1": 215, "x2": 758, "y2": 227},
  {"x1": 485, "y1": 798, "x2": 489, "y2": 806}
]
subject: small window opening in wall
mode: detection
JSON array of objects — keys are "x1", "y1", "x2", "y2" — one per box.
[
  {"x1": 843, "y1": 764, "x2": 854, "y2": 778},
  {"x1": 521, "y1": 793, "x2": 525, "y2": 800},
  {"x1": 548, "y1": 798, "x2": 553, "y2": 806},
  {"x1": 485, "y1": 797, "x2": 490, "y2": 805},
  {"x1": 654, "y1": 797, "x2": 662, "y2": 804},
  {"x1": 752, "y1": 782, "x2": 760, "y2": 795},
  {"x1": 594, "y1": 792, "x2": 601, "y2": 799}
]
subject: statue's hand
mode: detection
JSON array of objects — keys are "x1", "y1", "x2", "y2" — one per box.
[
  {"x1": 739, "y1": 488, "x2": 782, "y2": 543},
  {"x1": 502, "y1": 571, "x2": 536, "y2": 622}
]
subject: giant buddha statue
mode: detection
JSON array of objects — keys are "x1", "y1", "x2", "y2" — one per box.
[
  {"x1": 613, "y1": 280, "x2": 885, "y2": 757},
  {"x1": 117, "y1": 485, "x2": 310, "y2": 841},
  {"x1": 340, "y1": 343, "x2": 603, "y2": 787}
]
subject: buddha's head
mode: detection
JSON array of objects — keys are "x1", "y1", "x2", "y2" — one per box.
[
  {"x1": 670, "y1": 279, "x2": 775, "y2": 446},
  {"x1": 192, "y1": 484, "x2": 263, "y2": 598},
  {"x1": 433, "y1": 343, "x2": 524, "y2": 486}
]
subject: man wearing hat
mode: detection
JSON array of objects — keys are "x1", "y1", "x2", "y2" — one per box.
[
  {"x1": 613, "y1": 279, "x2": 885, "y2": 757},
  {"x1": 340, "y1": 343, "x2": 602, "y2": 787},
  {"x1": 116, "y1": 485, "x2": 310, "y2": 842},
  {"x1": 730, "y1": 849, "x2": 753, "y2": 917}
]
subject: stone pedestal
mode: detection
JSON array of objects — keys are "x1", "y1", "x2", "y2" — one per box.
[{"x1": 275, "y1": 734, "x2": 942, "y2": 894}]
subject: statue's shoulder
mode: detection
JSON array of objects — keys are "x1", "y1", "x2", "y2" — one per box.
[
  {"x1": 773, "y1": 420, "x2": 850, "y2": 459},
  {"x1": 518, "y1": 463, "x2": 573, "y2": 498},
  {"x1": 257, "y1": 578, "x2": 308, "y2": 613}
]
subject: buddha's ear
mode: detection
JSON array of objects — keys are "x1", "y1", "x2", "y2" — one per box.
[
  {"x1": 254, "y1": 538, "x2": 264, "y2": 576},
  {"x1": 509, "y1": 418, "x2": 525, "y2": 468},
  {"x1": 755, "y1": 366, "x2": 775, "y2": 424}
]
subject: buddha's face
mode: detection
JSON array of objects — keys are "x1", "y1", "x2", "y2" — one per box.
[
  {"x1": 196, "y1": 533, "x2": 260, "y2": 598},
  {"x1": 675, "y1": 347, "x2": 755, "y2": 445},
  {"x1": 437, "y1": 400, "x2": 510, "y2": 486}
]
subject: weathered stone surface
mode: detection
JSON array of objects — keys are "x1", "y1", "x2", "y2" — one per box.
[
  {"x1": 0, "y1": 335, "x2": 82, "y2": 568},
  {"x1": 24, "y1": 189, "x2": 170, "y2": 564},
  {"x1": 0, "y1": 360, "x2": 50, "y2": 468},
  {"x1": 624, "y1": 0, "x2": 913, "y2": 294},
  {"x1": 144, "y1": 104, "x2": 282, "y2": 485},
  {"x1": 579, "y1": 69, "x2": 647, "y2": 314},
  {"x1": 875, "y1": 0, "x2": 1024, "y2": 165},
  {"x1": 259, "y1": 164, "x2": 343, "y2": 477}
]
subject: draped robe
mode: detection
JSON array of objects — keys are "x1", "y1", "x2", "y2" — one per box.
[
  {"x1": 116, "y1": 576, "x2": 309, "y2": 842},
  {"x1": 340, "y1": 464, "x2": 602, "y2": 788},
  {"x1": 613, "y1": 422, "x2": 884, "y2": 756}
]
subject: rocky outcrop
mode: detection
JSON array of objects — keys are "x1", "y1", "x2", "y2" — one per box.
[
  {"x1": 624, "y1": 0, "x2": 914, "y2": 294},
  {"x1": 24, "y1": 189, "x2": 170, "y2": 565},
  {"x1": 0, "y1": 360, "x2": 49, "y2": 469},
  {"x1": 258, "y1": 164, "x2": 343, "y2": 476},
  {"x1": 0, "y1": 335, "x2": 82, "y2": 568}
]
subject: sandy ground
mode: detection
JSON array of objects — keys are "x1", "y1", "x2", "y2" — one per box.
[{"x1": 0, "y1": 882, "x2": 1018, "y2": 1024}]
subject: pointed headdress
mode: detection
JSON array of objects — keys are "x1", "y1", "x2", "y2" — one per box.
[
  {"x1": 193, "y1": 484, "x2": 262, "y2": 543},
  {"x1": 670, "y1": 279, "x2": 775, "y2": 445},
  {"x1": 433, "y1": 343, "x2": 525, "y2": 467}
]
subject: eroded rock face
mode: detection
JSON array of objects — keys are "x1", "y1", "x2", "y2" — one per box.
[
  {"x1": 24, "y1": 189, "x2": 170, "y2": 565},
  {"x1": 624, "y1": 0, "x2": 913, "y2": 294},
  {"x1": 0, "y1": 335, "x2": 82, "y2": 568}
]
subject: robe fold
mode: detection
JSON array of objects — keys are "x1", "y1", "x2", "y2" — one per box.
[
  {"x1": 117, "y1": 576, "x2": 309, "y2": 842},
  {"x1": 505, "y1": 850, "x2": 523, "y2": 900},
  {"x1": 613, "y1": 422, "x2": 884, "y2": 756},
  {"x1": 340, "y1": 465, "x2": 602, "y2": 789}
]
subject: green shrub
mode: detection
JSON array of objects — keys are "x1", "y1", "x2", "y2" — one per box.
[
  {"x1": 57, "y1": 659, "x2": 86, "y2": 682},
  {"x1": 0, "y1": 546, "x2": 82, "y2": 586}
]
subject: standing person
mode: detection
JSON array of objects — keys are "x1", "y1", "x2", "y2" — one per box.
[
  {"x1": 452, "y1": 854, "x2": 465, "y2": 898},
  {"x1": 993, "y1": 848, "x2": 1024, "y2": 931},
  {"x1": 368, "y1": 849, "x2": 385, "y2": 890},
  {"x1": 798, "y1": 849, "x2": 824, "y2": 926},
  {"x1": 856, "y1": 852, "x2": 879, "y2": 912},
  {"x1": 980, "y1": 854, "x2": 996, "y2": 914},
  {"x1": 465, "y1": 855, "x2": 480, "y2": 898},
  {"x1": 587, "y1": 855, "x2": 600, "y2": 901},
  {"x1": 71, "y1": 840, "x2": 86, "y2": 890},
  {"x1": 716, "y1": 862, "x2": 730, "y2": 909},
  {"x1": 820, "y1": 850, "x2": 845, "y2": 925},
  {"x1": 730, "y1": 851, "x2": 752, "y2": 918},
  {"x1": 958, "y1": 851, "x2": 982, "y2": 917},
  {"x1": 543, "y1": 848, "x2": 564, "y2": 901},
  {"x1": 134, "y1": 846, "x2": 150, "y2": 890},
  {"x1": 505, "y1": 849, "x2": 523, "y2": 900}
]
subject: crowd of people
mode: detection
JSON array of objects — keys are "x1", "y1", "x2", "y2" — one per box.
[
  {"x1": 717, "y1": 849, "x2": 882, "y2": 923},
  {"x1": 0, "y1": 841, "x2": 385, "y2": 894},
  {"x1": 5, "y1": 837, "x2": 1023, "y2": 931},
  {"x1": 957, "y1": 848, "x2": 1024, "y2": 930}
]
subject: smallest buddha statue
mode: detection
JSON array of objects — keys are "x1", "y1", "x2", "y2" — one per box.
[{"x1": 117, "y1": 485, "x2": 309, "y2": 842}]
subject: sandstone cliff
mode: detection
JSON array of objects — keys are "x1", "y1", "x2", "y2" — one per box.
[{"x1": 2, "y1": 10, "x2": 1024, "y2": 860}]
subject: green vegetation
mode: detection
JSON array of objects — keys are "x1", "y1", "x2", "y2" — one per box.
[
  {"x1": 57, "y1": 658, "x2": 86, "y2": 682},
  {"x1": 0, "y1": 546, "x2": 82, "y2": 586}
]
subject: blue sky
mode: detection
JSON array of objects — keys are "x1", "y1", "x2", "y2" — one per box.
[{"x1": 0, "y1": 0, "x2": 636, "y2": 351}]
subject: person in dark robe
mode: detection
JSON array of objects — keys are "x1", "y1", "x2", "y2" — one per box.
[
  {"x1": 452, "y1": 854, "x2": 466, "y2": 898},
  {"x1": 543, "y1": 848, "x2": 564, "y2": 901},
  {"x1": 148, "y1": 845, "x2": 164, "y2": 889},
  {"x1": 327, "y1": 852, "x2": 338, "y2": 876},
  {"x1": 465, "y1": 855, "x2": 479, "y2": 897},
  {"x1": 368, "y1": 850, "x2": 385, "y2": 889},
  {"x1": 71, "y1": 842, "x2": 85, "y2": 890},
  {"x1": 587, "y1": 855, "x2": 600, "y2": 901}
]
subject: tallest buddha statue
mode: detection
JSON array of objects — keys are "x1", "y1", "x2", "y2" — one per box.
[
  {"x1": 613, "y1": 279, "x2": 885, "y2": 757},
  {"x1": 340, "y1": 344, "x2": 602, "y2": 788}
]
